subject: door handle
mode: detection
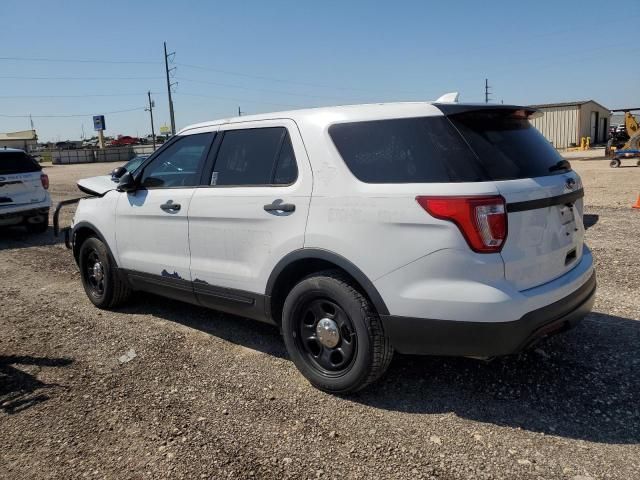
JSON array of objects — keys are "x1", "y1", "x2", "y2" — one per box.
[
  {"x1": 264, "y1": 201, "x2": 295, "y2": 213},
  {"x1": 160, "y1": 201, "x2": 181, "y2": 212}
]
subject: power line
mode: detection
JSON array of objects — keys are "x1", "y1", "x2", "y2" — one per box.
[
  {"x1": 0, "y1": 75, "x2": 164, "y2": 81},
  {"x1": 176, "y1": 62, "x2": 425, "y2": 95},
  {"x1": 0, "y1": 56, "x2": 158, "y2": 65},
  {"x1": 177, "y1": 77, "x2": 371, "y2": 102},
  {"x1": 0, "y1": 107, "x2": 145, "y2": 118},
  {"x1": 176, "y1": 92, "x2": 304, "y2": 109},
  {"x1": 0, "y1": 93, "x2": 155, "y2": 99}
]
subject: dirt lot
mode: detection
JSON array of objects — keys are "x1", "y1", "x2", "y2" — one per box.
[{"x1": 1, "y1": 159, "x2": 639, "y2": 479}]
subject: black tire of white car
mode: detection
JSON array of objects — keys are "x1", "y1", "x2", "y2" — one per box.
[
  {"x1": 78, "y1": 237, "x2": 131, "y2": 309},
  {"x1": 281, "y1": 270, "x2": 393, "y2": 394}
]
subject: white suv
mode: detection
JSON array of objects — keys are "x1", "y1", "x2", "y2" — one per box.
[
  {"x1": 65, "y1": 98, "x2": 596, "y2": 393},
  {"x1": 0, "y1": 148, "x2": 50, "y2": 233}
]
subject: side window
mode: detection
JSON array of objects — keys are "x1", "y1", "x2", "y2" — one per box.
[
  {"x1": 272, "y1": 133, "x2": 298, "y2": 185},
  {"x1": 140, "y1": 133, "x2": 213, "y2": 188},
  {"x1": 212, "y1": 127, "x2": 298, "y2": 186}
]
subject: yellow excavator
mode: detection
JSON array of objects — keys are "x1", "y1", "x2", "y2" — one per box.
[{"x1": 606, "y1": 108, "x2": 640, "y2": 167}]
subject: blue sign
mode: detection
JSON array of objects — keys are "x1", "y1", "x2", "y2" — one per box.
[{"x1": 93, "y1": 115, "x2": 106, "y2": 131}]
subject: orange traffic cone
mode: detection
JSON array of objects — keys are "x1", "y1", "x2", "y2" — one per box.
[{"x1": 633, "y1": 194, "x2": 640, "y2": 209}]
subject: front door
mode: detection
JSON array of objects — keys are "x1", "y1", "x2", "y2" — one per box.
[
  {"x1": 115, "y1": 132, "x2": 215, "y2": 291},
  {"x1": 188, "y1": 121, "x2": 312, "y2": 316}
]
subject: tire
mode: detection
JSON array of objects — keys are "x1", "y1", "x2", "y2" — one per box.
[
  {"x1": 281, "y1": 270, "x2": 393, "y2": 394},
  {"x1": 605, "y1": 139, "x2": 614, "y2": 158},
  {"x1": 610, "y1": 159, "x2": 621, "y2": 168},
  {"x1": 25, "y1": 213, "x2": 49, "y2": 234},
  {"x1": 78, "y1": 237, "x2": 131, "y2": 309}
]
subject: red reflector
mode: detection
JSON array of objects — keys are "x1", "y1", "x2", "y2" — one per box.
[
  {"x1": 416, "y1": 195, "x2": 507, "y2": 253},
  {"x1": 40, "y1": 173, "x2": 49, "y2": 190}
]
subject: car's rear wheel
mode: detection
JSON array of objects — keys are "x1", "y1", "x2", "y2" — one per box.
[
  {"x1": 610, "y1": 159, "x2": 621, "y2": 168},
  {"x1": 281, "y1": 270, "x2": 393, "y2": 394},
  {"x1": 25, "y1": 211, "x2": 49, "y2": 234},
  {"x1": 78, "y1": 237, "x2": 131, "y2": 308}
]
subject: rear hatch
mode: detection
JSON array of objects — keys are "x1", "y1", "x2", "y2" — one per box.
[
  {"x1": 0, "y1": 151, "x2": 47, "y2": 207},
  {"x1": 443, "y1": 106, "x2": 585, "y2": 290}
]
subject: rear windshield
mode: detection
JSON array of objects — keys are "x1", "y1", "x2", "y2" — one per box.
[
  {"x1": 328, "y1": 110, "x2": 566, "y2": 183},
  {"x1": 448, "y1": 110, "x2": 566, "y2": 180},
  {"x1": 0, "y1": 151, "x2": 42, "y2": 175}
]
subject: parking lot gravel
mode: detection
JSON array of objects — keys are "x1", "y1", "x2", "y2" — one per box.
[{"x1": 1, "y1": 159, "x2": 639, "y2": 479}]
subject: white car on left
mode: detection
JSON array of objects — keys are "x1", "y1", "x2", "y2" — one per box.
[{"x1": 0, "y1": 148, "x2": 51, "y2": 233}]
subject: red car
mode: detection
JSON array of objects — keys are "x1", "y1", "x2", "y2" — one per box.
[{"x1": 109, "y1": 136, "x2": 139, "y2": 147}]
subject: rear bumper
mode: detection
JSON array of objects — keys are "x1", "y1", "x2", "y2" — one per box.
[
  {"x1": 380, "y1": 271, "x2": 596, "y2": 357},
  {"x1": 0, "y1": 205, "x2": 50, "y2": 226}
]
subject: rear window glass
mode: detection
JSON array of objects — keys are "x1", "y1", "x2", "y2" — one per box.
[
  {"x1": 329, "y1": 117, "x2": 484, "y2": 183},
  {"x1": 0, "y1": 152, "x2": 42, "y2": 175},
  {"x1": 329, "y1": 111, "x2": 567, "y2": 183},
  {"x1": 448, "y1": 110, "x2": 566, "y2": 180}
]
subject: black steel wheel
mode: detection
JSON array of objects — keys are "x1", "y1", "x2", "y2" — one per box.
[
  {"x1": 84, "y1": 248, "x2": 106, "y2": 297},
  {"x1": 282, "y1": 270, "x2": 393, "y2": 394},
  {"x1": 296, "y1": 298, "x2": 357, "y2": 374},
  {"x1": 78, "y1": 237, "x2": 131, "y2": 308}
]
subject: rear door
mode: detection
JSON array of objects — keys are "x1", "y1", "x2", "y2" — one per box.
[
  {"x1": 0, "y1": 151, "x2": 46, "y2": 207},
  {"x1": 188, "y1": 120, "x2": 312, "y2": 304},
  {"x1": 446, "y1": 108, "x2": 585, "y2": 290}
]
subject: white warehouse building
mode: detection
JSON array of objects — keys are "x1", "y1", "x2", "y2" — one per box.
[{"x1": 528, "y1": 100, "x2": 610, "y2": 149}]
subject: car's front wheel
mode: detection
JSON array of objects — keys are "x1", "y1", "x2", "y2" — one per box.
[
  {"x1": 281, "y1": 270, "x2": 393, "y2": 394},
  {"x1": 78, "y1": 237, "x2": 131, "y2": 308}
]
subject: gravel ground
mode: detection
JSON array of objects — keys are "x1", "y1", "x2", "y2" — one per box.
[{"x1": 1, "y1": 159, "x2": 639, "y2": 479}]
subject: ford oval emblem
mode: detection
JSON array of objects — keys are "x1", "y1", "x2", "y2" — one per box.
[{"x1": 565, "y1": 178, "x2": 576, "y2": 191}]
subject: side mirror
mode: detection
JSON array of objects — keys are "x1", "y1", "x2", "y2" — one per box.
[
  {"x1": 111, "y1": 166, "x2": 127, "y2": 181},
  {"x1": 117, "y1": 171, "x2": 137, "y2": 192}
]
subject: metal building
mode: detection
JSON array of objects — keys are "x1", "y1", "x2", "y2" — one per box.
[
  {"x1": 528, "y1": 100, "x2": 610, "y2": 149},
  {"x1": 0, "y1": 129, "x2": 38, "y2": 152}
]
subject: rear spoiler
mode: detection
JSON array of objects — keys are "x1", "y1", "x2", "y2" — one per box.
[{"x1": 433, "y1": 103, "x2": 542, "y2": 120}]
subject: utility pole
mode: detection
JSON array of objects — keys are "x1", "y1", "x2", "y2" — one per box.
[
  {"x1": 164, "y1": 41, "x2": 177, "y2": 135},
  {"x1": 484, "y1": 78, "x2": 492, "y2": 104},
  {"x1": 146, "y1": 91, "x2": 156, "y2": 150},
  {"x1": 238, "y1": 106, "x2": 243, "y2": 117}
]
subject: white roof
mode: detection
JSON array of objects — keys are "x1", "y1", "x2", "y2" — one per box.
[
  {"x1": 0, "y1": 130, "x2": 37, "y2": 141},
  {"x1": 179, "y1": 101, "x2": 447, "y2": 134}
]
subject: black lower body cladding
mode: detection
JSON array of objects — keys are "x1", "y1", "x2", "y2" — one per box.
[{"x1": 380, "y1": 272, "x2": 596, "y2": 357}]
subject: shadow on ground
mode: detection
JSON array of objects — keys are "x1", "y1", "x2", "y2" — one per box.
[
  {"x1": 352, "y1": 312, "x2": 640, "y2": 444},
  {"x1": 0, "y1": 227, "x2": 63, "y2": 251},
  {"x1": 583, "y1": 213, "x2": 599, "y2": 230},
  {"x1": 119, "y1": 292, "x2": 287, "y2": 359},
  {"x1": 0, "y1": 355, "x2": 73, "y2": 414},
  {"x1": 118, "y1": 293, "x2": 639, "y2": 444}
]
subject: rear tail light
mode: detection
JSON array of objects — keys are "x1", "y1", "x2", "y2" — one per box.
[
  {"x1": 416, "y1": 195, "x2": 507, "y2": 253},
  {"x1": 40, "y1": 173, "x2": 49, "y2": 190}
]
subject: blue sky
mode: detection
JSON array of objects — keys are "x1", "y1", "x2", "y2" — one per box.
[{"x1": 2, "y1": 0, "x2": 639, "y2": 141}]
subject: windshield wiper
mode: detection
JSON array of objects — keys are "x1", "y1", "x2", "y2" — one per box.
[{"x1": 548, "y1": 159, "x2": 571, "y2": 172}]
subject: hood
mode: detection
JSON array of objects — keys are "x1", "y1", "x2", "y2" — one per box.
[{"x1": 77, "y1": 175, "x2": 117, "y2": 196}]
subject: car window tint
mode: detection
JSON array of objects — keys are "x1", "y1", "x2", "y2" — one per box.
[
  {"x1": 0, "y1": 152, "x2": 42, "y2": 175},
  {"x1": 272, "y1": 132, "x2": 298, "y2": 184},
  {"x1": 212, "y1": 127, "x2": 285, "y2": 186},
  {"x1": 329, "y1": 117, "x2": 486, "y2": 183},
  {"x1": 140, "y1": 133, "x2": 213, "y2": 188},
  {"x1": 448, "y1": 110, "x2": 568, "y2": 180}
]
